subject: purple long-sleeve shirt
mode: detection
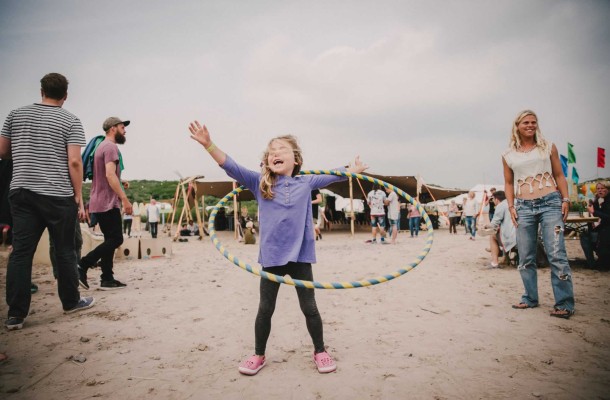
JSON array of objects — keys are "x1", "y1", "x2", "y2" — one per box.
[{"x1": 221, "y1": 155, "x2": 345, "y2": 268}]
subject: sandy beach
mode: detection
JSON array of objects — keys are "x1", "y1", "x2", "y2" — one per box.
[{"x1": 1, "y1": 227, "x2": 609, "y2": 400}]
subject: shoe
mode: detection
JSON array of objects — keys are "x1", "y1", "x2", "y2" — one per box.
[
  {"x1": 486, "y1": 263, "x2": 500, "y2": 269},
  {"x1": 238, "y1": 355, "x2": 266, "y2": 375},
  {"x1": 78, "y1": 266, "x2": 89, "y2": 290},
  {"x1": 30, "y1": 283, "x2": 38, "y2": 294},
  {"x1": 5, "y1": 317, "x2": 25, "y2": 330},
  {"x1": 64, "y1": 297, "x2": 96, "y2": 314},
  {"x1": 512, "y1": 302, "x2": 538, "y2": 309},
  {"x1": 550, "y1": 308, "x2": 575, "y2": 319},
  {"x1": 313, "y1": 351, "x2": 336, "y2": 373},
  {"x1": 99, "y1": 280, "x2": 127, "y2": 290}
]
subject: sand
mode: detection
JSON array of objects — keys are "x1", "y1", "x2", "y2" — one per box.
[{"x1": 1, "y1": 227, "x2": 609, "y2": 400}]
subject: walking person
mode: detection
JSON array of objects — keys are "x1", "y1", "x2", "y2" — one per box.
[
  {"x1": 463, "y1": 191, "x2": 479, "y2": 240},
  {"x1": 1, "y1": 73, "x2": 95, "y2": 330},
  {"x1": 407, "y1": 203, "x2": 422, "y2": 238},
  {"x1": 146, "y1": 199, "x2": 160, "y2": 238},
  {"x1": 503, "y1": 110, "x2": 574, "y2": 319},
  {"x1": 367, "y1": 184, "x2": 387, "y2": 243},
  {"x1": 78, "y1": 117, "x2": 132, "y2": 290},
  {"x1": 448, "y1": 199, "x2": 459, "y2": 234},
  {"x1": 188, "y1": 120, "x2": 367, "y2": 375},
  {"x1": 384, "y1": 186, "x2": 400, "y2": 244}
]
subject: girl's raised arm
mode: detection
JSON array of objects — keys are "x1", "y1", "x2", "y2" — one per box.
[{"x1": 189, "y1": 120, "x2": 226, "y2": 165}]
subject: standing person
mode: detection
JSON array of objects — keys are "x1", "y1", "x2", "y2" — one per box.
[
  {"x1": 589, "y1": 181, "x2": 609, "y2": 271},
  {"x1": 485, "y1": 191, "x2": 516, "y2": 268},
  {"x1": 407, "y1": 203, "x2": 422, "y2": 238},
  {"x1": 487, "y1": 187, "x2": 497, "y2": 222},
  {"x1": 367, "y1": 184, "x2": 387, "y2": 244},
  {"x1": 384, "y1": 186, "x2": 400, "y2": 244},
  {"x1": 503, "y1": 109, "x2": 574, "y2": 319},
  {"x1": 448, "y1": 200, "x2": 459, "y2": 234},
  {"x1": 146, "y1": 199, "x2": 160, "y2": 238},
  {"x1": 78, "y1": 117, "x2": 132, "y2": 290},
  {"x1": 311, "y1": 189, "x2": 323, "y2": 240},
  {"x1": 463, "y1": 191, "x2": 479, "y2": 240},
  {"x1": 188, "y1": 120, "x2": 367, "y2": 375},
  {"x1": 0, "y1": 73, "x2": 95, "y2": 330},
  {"x1": 123, "y1": 211, "x2": 133, "y2": 237}
]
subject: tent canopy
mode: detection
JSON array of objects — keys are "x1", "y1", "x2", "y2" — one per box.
[
  {"x1": 192, "y1": 173, "x2": 464, "y2": 204},
  {"x1": 323, "y1": 172, "x2": 466, "y2": 203}
]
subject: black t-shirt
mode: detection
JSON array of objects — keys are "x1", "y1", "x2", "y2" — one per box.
[{"x1": 311, "y1": 189, "x2": 320, "y2": 219}]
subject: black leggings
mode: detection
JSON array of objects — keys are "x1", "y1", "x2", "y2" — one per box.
[{"x1": 255, "y1": 262, "x2": 325, "y2": 355}]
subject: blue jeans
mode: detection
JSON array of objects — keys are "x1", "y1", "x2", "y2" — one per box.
[
  {"x1": 409, "y1": 216, "x2": 421, "y2": 237},
  {"x1": 465, "y1": 216, "x2": 476, "y2": 237},
  {"x1": 515, "y1": 191, "x2": 574, "y2": 311}
]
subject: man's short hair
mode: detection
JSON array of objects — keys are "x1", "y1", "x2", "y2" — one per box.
[
  {"x1": 494, "y1": 190, "x2": 506, "y2": 201},
  {"x1": 40, "y1": 73, "x2": 68, "y2": 100}
]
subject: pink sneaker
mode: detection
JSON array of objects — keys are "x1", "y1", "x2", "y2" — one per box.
[
  {"x1": 313, "y1": 351, "x2": 337, "y2": 373},
  {"x1": 238, "y1": 355, "x2": 266, "y2": 375}
]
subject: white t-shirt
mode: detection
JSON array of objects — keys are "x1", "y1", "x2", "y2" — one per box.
[
  {"x1": 147, "y1": 204, "x2": 160, "y2": 223},
  {"x1": 367, "y1": 189, "x2": 387, "y2": 216},
  {"x1": 386, "y1": 191, "x2": 400, "y2": 220}
]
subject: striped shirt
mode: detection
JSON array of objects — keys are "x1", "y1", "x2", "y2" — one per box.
[{"x1": 1, "y1": 103, "x2": 86, "y2": 197}]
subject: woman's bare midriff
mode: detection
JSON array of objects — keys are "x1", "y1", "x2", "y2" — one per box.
[{"x1": 515, "y1": 173, "x2": 558, "y2": 200}]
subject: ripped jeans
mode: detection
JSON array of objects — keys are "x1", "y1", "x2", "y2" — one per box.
[{"x1": 515, "y1": 191, "x2": 574, "y2": 311}]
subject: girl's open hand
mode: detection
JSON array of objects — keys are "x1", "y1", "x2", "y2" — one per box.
[
  {"x1": 188, "y1": 120, "x2": 211, "y2": 147},
  {"x1": 347, "y1": 156, "x2": 368, "y2": 174}
]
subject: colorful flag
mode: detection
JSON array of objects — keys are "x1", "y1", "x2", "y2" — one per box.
[
  {"x1": 572, "y1": 167, "x2": 579, "y2": 185},
  {"x1": 598, "y1": 147, "x2": 606, "y2": 168},
  {"x1": 560, "y1": 154, "x2": 568, "y2": 177},
  {"x1": 567, "y1": 143, "x2": 576, "y2": 164}
]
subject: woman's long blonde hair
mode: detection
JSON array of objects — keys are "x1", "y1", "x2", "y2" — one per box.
[
  {"x1": 509, "y1": 110, "x2": 550, "y2": 155},
  {"x1": 259, "y1": 135, "x2": 303, "y2": 199}
]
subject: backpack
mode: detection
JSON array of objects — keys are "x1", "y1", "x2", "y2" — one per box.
[{"x1": 81, "y1": 135, "x2": 124, "y2": 181}]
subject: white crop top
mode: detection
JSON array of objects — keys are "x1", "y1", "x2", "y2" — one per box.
[{"x1": 502, "y1": 144, "x2": 556, "y2": 195}]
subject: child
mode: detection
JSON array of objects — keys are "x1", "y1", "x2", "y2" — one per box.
[
  {"x1": 244, "y1": 220, "x2": 256, "y2": 245},
  {"x1": 188, "y1": 120, "x2": 368, "y2": 375}
]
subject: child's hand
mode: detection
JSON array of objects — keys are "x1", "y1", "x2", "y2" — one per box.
[
  {"x1": 347, "y1": 156, "x2": 368, "y2": 174},
  {"x1": 189, "y1": 120, "x2": 211, "y2": 147}
]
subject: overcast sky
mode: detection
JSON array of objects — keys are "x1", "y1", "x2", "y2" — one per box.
[{"x1": 1, "y1": 0, "x2": 609, "y2": 190}]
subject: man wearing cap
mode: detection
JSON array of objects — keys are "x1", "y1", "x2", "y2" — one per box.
[
  {"x1": 78, "y1": 117, "x2": 132, "y2": 290},
  {"x1": 0, "y1": 73, "x2": 95, "y2": 330}
]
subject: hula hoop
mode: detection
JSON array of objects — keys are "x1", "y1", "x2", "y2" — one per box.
[{"x1": 208, "y1": 171, "x2": 434, "y2": 289}]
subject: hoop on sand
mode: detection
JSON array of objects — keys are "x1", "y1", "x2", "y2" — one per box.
[{"x1": 208, "y1": 171, "x2": 434, "y2": 289}]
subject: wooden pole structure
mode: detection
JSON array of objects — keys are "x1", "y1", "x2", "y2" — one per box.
[
  {"x1": 168, "y1": 182, "x2": 182, "y2": 236},
  {"x1": 349, "y1": 177, "x2": 355, "y2": 236}
]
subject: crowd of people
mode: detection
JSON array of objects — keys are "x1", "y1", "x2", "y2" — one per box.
[{"x1": 1, "y1": 74, "x2": 607, "y2": 369}]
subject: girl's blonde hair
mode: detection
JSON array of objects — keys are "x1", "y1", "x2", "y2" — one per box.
[
  {"x1": 259, "y1": 135, "x2": 303, "y2": 199},
  {"x1": 509, "y1": 110, "x2": 550, "y2": 155}
]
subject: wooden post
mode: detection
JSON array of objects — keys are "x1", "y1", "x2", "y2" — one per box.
[{"x1": 349, "y1": 176, "x2": 355, "y2": 236}]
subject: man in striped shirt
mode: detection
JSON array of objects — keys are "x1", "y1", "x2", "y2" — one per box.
[{"x1": 0, "y1": 73, "x2": 95, "y2": 330}]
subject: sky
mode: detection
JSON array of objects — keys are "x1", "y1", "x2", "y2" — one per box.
[{"x1": 1, "y1": 0, "x2": 609, "y2": 191}]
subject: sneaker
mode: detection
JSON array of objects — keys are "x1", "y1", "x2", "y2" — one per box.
[
  {"x1": 238, "y1": 355, "x2": 266, "y2": 375},
  {"x1": 313, "y1": 351, "x2": 337, "y2": 373},
  {"x1": 5, "y1": 317, "x2": 25, "y2": 330},
  {"x1": 78, "y1": 266, "x2": 89, "y2": 290},
  {"x1": 64, "y1": 297, "x2": 96, "y2": 314},
  {"x1": 99, "y1": 280, "x2": 127, "y2": 290},
  {"x1": 30, "y1": 283, "x2": 38, "y2": 294}
]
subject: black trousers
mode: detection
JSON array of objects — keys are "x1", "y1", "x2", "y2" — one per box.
[
  {"x1": 80, "y1": 208, "x2": 123, "y2": 282},
  {"x1": 6, "y1": 189, "x2": 80, "y2": 317},
  {"x1": 254, "y1": 262, "x2": 325, "y2": 355}
]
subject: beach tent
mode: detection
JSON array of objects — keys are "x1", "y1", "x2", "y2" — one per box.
[{"x1": 323, "y1": 173, "x2": 465, "y2": 203}]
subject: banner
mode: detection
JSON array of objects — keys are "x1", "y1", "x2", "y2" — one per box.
[
  {"x1": 598, "y1": 147, "x2": 606, "y2": 168},
  {"x1": 572, "y1": 167, "x2": 579, "y2": 185},
  {"x1": 567, "y1": 143, "x2": 576, "y2": 164},
  {"x1": 560, "y1": 154, "x2": 568, "y2": 177}
]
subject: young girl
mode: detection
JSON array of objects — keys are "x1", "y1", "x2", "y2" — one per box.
[{"x1": 188, "y1": 120, "x2": 368, "y2": 375}]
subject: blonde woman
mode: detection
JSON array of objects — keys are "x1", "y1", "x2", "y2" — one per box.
[{"x1": 502, "y1": 110, "x2": 574, "y2": 319}]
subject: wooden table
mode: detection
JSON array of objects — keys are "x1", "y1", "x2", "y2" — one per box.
[{"x1": 565, "y1": 216, "x2": 599, "y2": 237}]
